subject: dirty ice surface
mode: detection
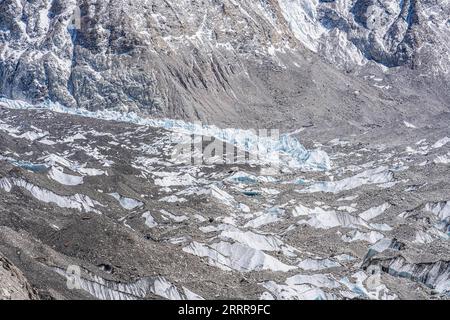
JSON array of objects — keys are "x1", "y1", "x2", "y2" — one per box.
[{"x1": 0, "y1": 99, "x2": 449, "y2": 300}]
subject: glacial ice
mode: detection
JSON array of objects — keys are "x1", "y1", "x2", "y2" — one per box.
[
  {"x1": 109, "y1": 193, "x2": 143, "y2": 210},
  {"x1": 54, "y1": 268, "x2": 197, "y2": 300},
  {"x1": 412, "y1": 229, "x2": 448, "y2": 244},
  {"x1": 42, "y1": 154, "x2": 106, "y2": 177},
  {"x1": 298, "y1": 166, "x2": 395, "y2": 194},
  {"x1": 182, "y1": 287, "x2": 205, "y2": 300},
  {"x1": 432, "y1": 137, "x2": 450, "y2": 149},
  {"x1": 153, "y1": 172, "x2": 197, "y2": 187},
  {"x1": 425, "y1": 202, "x2": 450, "y2": 222},
  {"x1": 286, "y1": 274, "x2": 340, "y2": 289},
  {"x1": 2, "y1": 95, "x2": 446, "y2": 299},
  {"x1": 372, "y1": 257, "x2": 450, "y2": 294},
  {"x1": 337, "y1": 205, "x2": 358, "y2": 213},
  {"x1": 209, "y1": 185, "x2": 239, "y2": 210},
  {"x1": 359, "y1": 203, "x2": 391, "y2": 221},
  {"x1": 224, "y1": 171, "x2": 258, "y2": 185},
  {"x1": 142, "y1": 211, "x2": 158, "y2": 228},
  {"x1": 62, "y1": 133, "x2": 87, "y2": 143},
  {"x1": 0, "y1": 178, "x2": 12, "y2": 192},
  {"x1": 39, "y1": 138, "x2": 57, "y2": 145},
  {"x1": 362, "y1": 238, "x2": 403, "y2": 264},
  {"x1": 339, "y1": 271, "x2": 397, "y2": 300},
  {"x1": 0, "y1": 121, "x2": 49, "y2": 142},
  {"x1": 0, "y1": 156, "x2": 48, "y2": 173},
  {"x1": 0, "y1": 98, "x2": 331, "y2": 172},
  {"x1": 0, "y1": 177, "x2": 102, "y2": 213},
  {"x1": 424, "y1": 201, "x2": 450, "y2": 234},
  {"x1": 48, "y1": 167, "x2": 84, "y2": 186},
  {"x1": 261, "y1": 188, "x2": 280, "y2": 195},
  {"x1": 292, "y1": 203, "x2": 319, "y2": 217},
  {"x1": 413, "y1": 231, "x2": 435, "y2": 245},
  {"x1": 220, "y1": 227, "x2": 285, "y2": 252},
  {"x1": 333, "y1": 254, "x2": 356, "y2": 263},
  {"x1": 297, "y1": 206, "x2": 370, "y2": 230},
  {"x1": 434, "y1": 154, "x2": 450, "y2": 165},
  {"x1": 224, "y1": 171, "x2": 277, "y2": 185},
  {"x1": 77, "y1": 167, "x2": 106, "y2": 176},
  {"x1": 159, "y1": 195, "x2": 187, "y2": 203},
  {"x1": 298, "y1": 258, "x2": 341, "y2": 271},
  {"x1": 404, "y1": 121, "x2": 417, "y2": 129},
  {"x1": 182, "y1": 241, "x2": 295, "y2": 272},
  {"x1": 244, "y1": 210, "x2": 282, "y2": 229},
  {"x1": 261, "y1": 281, "x2": 334, "y2": 300},
  {"x1": 342, "y1": 230, "x2": 385, "y2": 244},
  {"x1": 160, "y1": 210, "x2": 189, "y2": 223}
]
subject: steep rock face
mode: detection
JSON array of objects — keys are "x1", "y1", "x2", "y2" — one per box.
[
  {"x1": 0, "y1": 254, "x2": 39, "y2": 300},
  {"x1": 0, "y1": 0, "x2": 301, "y2": 124},
  {"x1": 0, "y1": 0, "x2": 448, "y2": 128},
  {"x1": 278, "y1": 0, "x2": 450, "y2": 73},
  {"x1": 275, "y1": 0, "x2": 450, "y2": 109}
]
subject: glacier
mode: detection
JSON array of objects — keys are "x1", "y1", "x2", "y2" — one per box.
[
  {"x1": 0, "y1": 177, "x2": 102, "y2": 214},
  {"x1": 0, "y1": 98, "x2": 331, "y2": 172},
  {"x1": 54, "y1": 267, "x2": 200, "y2": 300}
]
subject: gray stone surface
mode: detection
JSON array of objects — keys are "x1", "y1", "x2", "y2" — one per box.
[{"x1": 0, "y1": 253, "x2": 38, "y2": 300}]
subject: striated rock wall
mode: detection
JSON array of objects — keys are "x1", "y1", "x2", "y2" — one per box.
[{"x1": 0, "y1": 0, "x2": 448, "y2": 127}]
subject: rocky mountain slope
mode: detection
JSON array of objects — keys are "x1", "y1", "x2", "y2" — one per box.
[
  {"x1": 0, "y1": 253, "x2": 39, "y2": 300},
  {"x1": 283, "y1": 0, "x2": 449, "y2": 72},
  {"x1": 0, "y1": 0, "x2": 448, "y2": 129}
]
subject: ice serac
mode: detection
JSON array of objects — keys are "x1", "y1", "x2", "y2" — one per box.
[
  {"x1": 298, "y1": 166, "x2": 394, "y2": 194},
  {"x1": 48, "y1": 167, "x2": 84, "y2": 186},
  {"x1": 54, "y1": 268, "x2": 200, "y2": 300},
  {"x1": 182, "y1": 241, "x2": 295, "y2": 272},
  {"x1": 0, "y1": 98, "x2": 331, "y2": 171},
  {"x1": 363, "y1": 256, "x2": 450, "y2": 294}
]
